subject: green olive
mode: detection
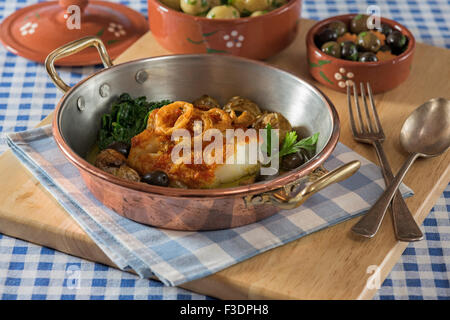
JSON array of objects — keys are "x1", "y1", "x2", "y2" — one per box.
[
  {"x1": 321, "y1": 41, "x2": 341, "y2": 58},
  {"x1": 357, "y1": 31, "x2": 381, "y2": 52},
  {"x1": 350, "y1": 14, "x2": 369, "y2": 34},
  {"x1": 328, "y1": 20, "x2": 347, "y2": 37}
]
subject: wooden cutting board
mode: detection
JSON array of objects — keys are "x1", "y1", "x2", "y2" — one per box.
[{"x1": 0, "y1": 19, "x2": 449, "y2": 300}]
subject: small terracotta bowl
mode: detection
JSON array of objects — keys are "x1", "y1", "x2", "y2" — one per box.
[
  {"x1": 147, "y1": 0, "x2": 302, "y2": 60},
  {"x1": 306, "y1": 14, "x2": 416, "y2": 94}
]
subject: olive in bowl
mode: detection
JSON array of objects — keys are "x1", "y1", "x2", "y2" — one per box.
[
  {"x1": 357, "y1": 31, "x2": 381, "y2": 52},
  {"x1": 321, "y1": 41, "x2": 341, "y2": 58},
  {"x1": 359, "y1": 51, "x2": 378, "y2": 62},
  {"x1": 386, "y1": 30, "x2": 408, "y2": 54},
  {"x1": 341, "y1": 41, "x2": 358, "y2": 61},
  {"x1": 350, "y1": 13, "x2": 369, "y2": 34},
  {"x1": 306, "y1": 14, "x2": 416, "y2": 94}
]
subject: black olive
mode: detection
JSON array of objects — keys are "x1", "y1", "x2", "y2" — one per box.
[
  {"x1": 281, "y1": 152, "x2": 305, "y2": 170},
  {"x1": 107, "y1": 141, "x2": 131, "y2": 157},
  {"x1": 341, "y1": 41, "x2": 358, "y2": 61},
  {"x1": 391, "y1": 37, "x2": 408, "y2": 55},
  {"x1": 328, "y1": 20, "x2": 347, "y2": 37},
  {"x1": 359, "y1": 51, "x2": 378, "y2": 62},
  {"x1": 314, "y1": 28, "x2": 338, "y2": 48},
  {"x1": 141, "y1": 172, "x2": 154, "y2": 184},
  {"x1": 142, "y1": 171, "x2": 170, "y2": 187},
  {"x1": 386, "y1": 30, "x2": 407, "y2": 50},
  {"x1": 378, "y1": 23, "x2": 393, "y2": 36},
  {"x1": 321, "y1": 41, "x2": 341, "y2": 58}
]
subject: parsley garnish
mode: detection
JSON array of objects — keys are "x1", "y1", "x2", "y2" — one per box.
[
  {"x1": 262, "y1": 125, "x2": 319, "y2": 159},
  {"x1": 279, "y1": 131, "x2": 319, "y2": 158}
]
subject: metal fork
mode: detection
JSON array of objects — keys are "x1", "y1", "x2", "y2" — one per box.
[{"x1": 347, "y1": 83, "x2": 423, "y2": 241}]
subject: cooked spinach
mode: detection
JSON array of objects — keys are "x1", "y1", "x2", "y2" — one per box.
[{"x1": 98, "y1": 93, "x2": 171, "y2": 150}]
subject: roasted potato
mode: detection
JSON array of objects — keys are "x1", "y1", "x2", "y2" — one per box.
[
  {"x1": 95, "y1": 149, "x2": 140, "y2": 182},
  {"x1": 223, "y1": 96, "x2": 262, "y2": 128},
  {"x1": 206, "y1": 5, "x2": 240, "y2": 19},
  {"x1": 180, "y1": 0, "x2": 210, "y2": 15},
  {"x1": 192, "y1": 95, "x2": 221, "y2": 111},
  {"x1": 252, "y1": 112, "x2": 293, "y2": 143}
]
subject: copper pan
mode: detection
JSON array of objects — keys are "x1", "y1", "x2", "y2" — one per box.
[{"x1": 46, "y1": 36, "x2": 359, "y2": 231}]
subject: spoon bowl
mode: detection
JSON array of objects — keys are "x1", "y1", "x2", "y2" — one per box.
[
  {"x1": 400, "y1": 97, "x2": 450, "y2": 157},
  {"x1": 359, "y1": 97, "x2": 450, "y2": 238}
]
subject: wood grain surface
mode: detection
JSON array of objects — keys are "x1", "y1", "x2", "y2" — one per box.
[{"x1": 0, "y1": 19, "x2": 449, "y2": 300}]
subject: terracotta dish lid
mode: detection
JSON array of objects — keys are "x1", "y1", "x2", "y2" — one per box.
[{"x1": 0, "y1": 0, "x2": 148, "y2": 66}]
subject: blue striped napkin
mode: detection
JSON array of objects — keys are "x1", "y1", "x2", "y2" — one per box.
[{"x1": 7, "y1": 125, "x2": 413, "y2": 286}]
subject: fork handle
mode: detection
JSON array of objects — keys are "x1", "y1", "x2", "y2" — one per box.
[
  {"x1": 353, "y1": 152, "x2": 419, "y2": 238},
  {"x1": 352, "y1": 142, "x2": 422, "y2": 240},
  {"x1": 373, "y1": 141, "x2": 423, "y2": 241}
]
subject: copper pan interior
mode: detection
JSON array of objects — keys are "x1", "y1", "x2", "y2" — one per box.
[{"x1": 55, "y1": 54, "x2": 339, "y2": 197}]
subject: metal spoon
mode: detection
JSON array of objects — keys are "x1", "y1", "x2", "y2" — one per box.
[{"x1": 363, "y1": 98, "x2": 450, "y2": 234}]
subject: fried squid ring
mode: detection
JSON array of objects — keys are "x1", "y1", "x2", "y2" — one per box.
[
  {"x1": 154, "y1": 101, "x2": 194, "y2": 135},
  {"x1": 205, "y1": 108, "x2": 232, "y2": 132},
  {"x1": 229, "y1": 111, "x2": 257, "y2": 128}
]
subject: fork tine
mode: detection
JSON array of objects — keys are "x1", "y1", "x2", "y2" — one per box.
[
  {"x1": 360, "y1": 82, "x2": 374, "y2": 133},
  {"x1": 353, "y1": 82, "x2": 365, "y2": 133},
  {"x1": 367, "y1": 83, "x2": 384, "y2": 136},
  {"x1": 347, "y1": 84, "x2": 359, "y2": 135}
]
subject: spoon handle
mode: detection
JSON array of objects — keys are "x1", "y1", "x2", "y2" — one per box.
[
  {"x1": 352, "y1": 153, "x2": 419, "y2": 238},
  {"x1": 392, "y1": 188, "x2": 423, "y2": 241},
  {"x1": 373, "y1": 142, "x2": 423, "y2": 241}
]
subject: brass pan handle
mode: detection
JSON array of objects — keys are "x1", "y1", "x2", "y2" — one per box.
[
  {"x1": 45, "y1": 36, "x2": 113, "y2": 93},
  {"x1": 270, "y1": 160, "x2": 361, "y2": 209},
  {"x1": 247, "y1": 160, "x2": 361, "y2": 210}
]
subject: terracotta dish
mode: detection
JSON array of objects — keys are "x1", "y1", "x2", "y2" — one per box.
[
  {"x1": 0, "y1": 0, "x2": 148, "y2": 66},
  {"x1": 147, "y1": 0, "x2": 302, "y2": 60},
  {"x1": 45, "y1": 37, "x2": 353, "y2": 231},
  {"x1": 306, "y1": 14, "x2": 415, "y2": 94}
]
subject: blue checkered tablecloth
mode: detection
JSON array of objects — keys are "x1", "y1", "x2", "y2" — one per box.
[{"x1": 0, "y1": 0, "x2": 449, "y2": 300}]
